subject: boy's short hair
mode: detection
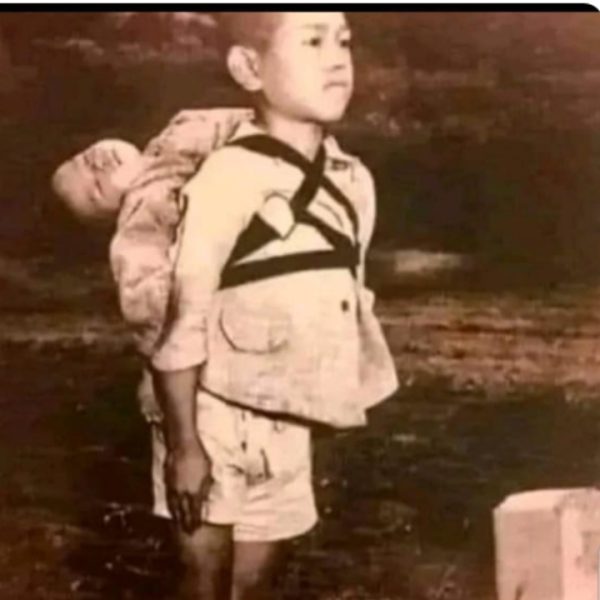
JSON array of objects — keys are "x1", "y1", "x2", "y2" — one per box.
[{"x1": 214, "y1": 12, "x2": 282, "y2": 52}]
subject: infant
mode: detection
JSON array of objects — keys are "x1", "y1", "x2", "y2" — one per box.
[{"x1": 51, "y1": 108, "x2": 253, "y2": 421}]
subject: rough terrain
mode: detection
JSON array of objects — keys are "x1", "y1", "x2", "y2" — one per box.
[{"x1": 2, "y1": 257, "x2": 600, "y2": 599}]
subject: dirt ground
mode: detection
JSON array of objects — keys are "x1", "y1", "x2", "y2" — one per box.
[{"x1": 2, "y1": 257, "x2": 600, "y2": 599}]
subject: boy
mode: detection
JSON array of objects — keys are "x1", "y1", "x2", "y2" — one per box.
[{"x1": 151, "y1": 11, "x2": 398, "y2": 600}]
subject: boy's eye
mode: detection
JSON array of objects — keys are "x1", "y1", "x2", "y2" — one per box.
[
  {"x1": 340, "y1": 35, "x2": 352, "y2": 49},
  {"x1": 304, "y1": 36, "x2": 323, "y2": 48}
]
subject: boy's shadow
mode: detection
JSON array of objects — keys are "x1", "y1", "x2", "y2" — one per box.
[{"x1": 65, "y1": 369, "x2": 179, "y2": 599}]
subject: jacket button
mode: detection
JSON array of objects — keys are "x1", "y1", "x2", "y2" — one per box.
[{"x1": 341, "y1": 299, "x2": 350, "y2": 312}]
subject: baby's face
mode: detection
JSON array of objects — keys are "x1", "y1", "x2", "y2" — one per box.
[{"x1": 52, "y1": 139, "x2": 142, "y2": 222}]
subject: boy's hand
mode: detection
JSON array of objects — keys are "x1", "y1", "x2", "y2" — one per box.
[{"x1": 164, "y1": 441, "x2": 212, "y2": 535}]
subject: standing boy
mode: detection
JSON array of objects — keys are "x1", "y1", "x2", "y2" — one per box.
[{"x1": 148, "y1": 12, "x2": 397, "y2": 600}]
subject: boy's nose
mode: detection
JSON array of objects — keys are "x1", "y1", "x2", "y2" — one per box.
[{"x1": 323, "y1": 51, "x2": 350, "y2": 74}]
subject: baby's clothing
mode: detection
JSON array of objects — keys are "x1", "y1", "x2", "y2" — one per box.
[{"x1": 109, "y1": 109, "x2": 253, "y2": 357}]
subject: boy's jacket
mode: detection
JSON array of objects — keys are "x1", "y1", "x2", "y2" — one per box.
[
  {"x1": 148, "y1": 121, "x2": 399, "y2": 427},
  {"x1": 108, "y1": 111, "x2": 397, "y2": 427}
]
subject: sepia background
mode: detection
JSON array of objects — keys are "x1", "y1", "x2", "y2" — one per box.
[{"x1": 1, "y1": 10, "x2": 600, "y2": 599}]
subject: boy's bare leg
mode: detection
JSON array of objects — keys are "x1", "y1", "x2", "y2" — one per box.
[
  {"x1": 175, "y1": 523, "x2": 233, "y2": 600},
  {"x1": 231, "y1": 541, "x2": 288, "y2": 600}
]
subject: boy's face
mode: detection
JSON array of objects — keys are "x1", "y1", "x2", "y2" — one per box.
[
  {"x1": 253, "y1": 12, "x2": 354, "y2": 125},
  {"x1": 52, "y1": 140, "x2": 142, "y2": 222}
]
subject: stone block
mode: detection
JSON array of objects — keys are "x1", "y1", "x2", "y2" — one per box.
[{"x1": 494, "y1": 488, "x2": 600, "y2": 600}]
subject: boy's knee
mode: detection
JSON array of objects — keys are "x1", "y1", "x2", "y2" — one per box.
[
  {"x1": 232, "y1": 549, "x2": 283, "y2": 600},
  {"x1": 177, "y1": 523, "x2": 232, "y2": 575},
  {"x1": 232, "y1": 564, "x2": 265, "y2": 590},
  {"x1": 175, "y1": 525, "x2": 233, "y2": 599},
  {"x1": 232, "y1": 568, "x2": 271, "y2": 600}
]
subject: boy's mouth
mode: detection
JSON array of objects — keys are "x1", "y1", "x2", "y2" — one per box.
[{"x1": 324, "y1": 81, "x2": 349, "y2": 91}]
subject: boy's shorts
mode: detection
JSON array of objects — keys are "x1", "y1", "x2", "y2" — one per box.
[{"x1": 151, "y1": 389, "x2": 318, "y2": 542}]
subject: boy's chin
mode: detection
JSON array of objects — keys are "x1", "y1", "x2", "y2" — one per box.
[
  {"x1": 266, "y1": 104, "x2": 348, "y2": 127},
  {"x1": 310, "y1": 107, "x2": 348, "y2": 126},
  {"x1": 319, "y1": 101, "x2": 351, "y2": 123}
]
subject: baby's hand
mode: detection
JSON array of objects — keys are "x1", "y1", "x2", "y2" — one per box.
[
  {"x1": 82, "y1": 142, "x2": 124, "y2": 173},
  {"x1": 84, "y1": 140, "x2": 143, "y2": 208},
  {"x1": 52, "y1": 139, "x2": 142, "y2": 224}
]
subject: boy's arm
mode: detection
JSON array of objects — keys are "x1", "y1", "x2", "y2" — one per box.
[
  {"x1": 152, "y1": 368, "x2": 201, "y2": 450},
  {"x1": 150, "y1": 147, "x2": 260, "y2": 372},
  {"x1": 151, "y1": 366, "x2": 209, "y2": 534},
  {"x1": 108, "y1": 150, "x2": 205, "y2": 533},
  {"x1": 150, "y1": 148, "x2": 261, "y2": 530},
  {"x1": 355, "y1": 162, "x2": 377, "y2": 289}
]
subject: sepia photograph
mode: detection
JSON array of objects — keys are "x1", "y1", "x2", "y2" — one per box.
[{"x1": 1, "y1": 6, "x2": 600, "y2": 599}]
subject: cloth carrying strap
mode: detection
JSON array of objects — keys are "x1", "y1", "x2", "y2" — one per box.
[{"x1": 220, "y1": 134, "x2": 360, "y2": 289}]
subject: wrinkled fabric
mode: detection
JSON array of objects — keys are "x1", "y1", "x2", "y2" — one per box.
[
  {"x1": 109, "y1": 108, "x2": 253, "y2": 357},
  {"x1": 151, "y1": 121, "x2": 398, "y2": 427},
  {"x1": 151, "y1": 389, "x2": 317, "y2": 542}
]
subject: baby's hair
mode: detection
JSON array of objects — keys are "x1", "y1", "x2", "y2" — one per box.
[{"x1": 213, "y1": 12, "x2": 282, "y2": 53}]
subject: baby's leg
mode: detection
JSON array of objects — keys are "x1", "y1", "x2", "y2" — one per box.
[
  {"x1": 175, "y1": 523, "x2": 233, "y2": 600},
  {"x1": 231, "y1": 540, "x2": 289, "y2": 600}
]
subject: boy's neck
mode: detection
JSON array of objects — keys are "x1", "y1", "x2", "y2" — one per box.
[{"x1": 257, "y1": 110, "x2": 325, "y2": 162}]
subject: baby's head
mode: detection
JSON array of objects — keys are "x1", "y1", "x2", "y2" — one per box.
[
  {"x1": 217, "y1": 12, "x2": 354, "y2": 126},
  {"x1": 52, "y1": 139, "x2": 143, "y2": 224}
]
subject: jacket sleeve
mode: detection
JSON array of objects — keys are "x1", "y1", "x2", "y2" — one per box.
[
  {"x1": 354, "y1": 161, "x2": 377, "y2": 289},
  {"x1": 150, "y1": 147, "x2": 263, "y2": 372}
]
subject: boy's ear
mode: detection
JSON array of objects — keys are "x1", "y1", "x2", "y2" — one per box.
[{"x1": 226, "y1": 45, "x2": 262, "y2": 93}]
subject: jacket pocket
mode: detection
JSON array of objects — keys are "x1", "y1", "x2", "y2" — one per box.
[{"x1": 219, "y1": 303, "x2": 289, "y2": 354}]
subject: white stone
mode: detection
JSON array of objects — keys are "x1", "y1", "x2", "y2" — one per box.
[{"x1": 494, "y1": 488, "x2": 600, "y2": 600}]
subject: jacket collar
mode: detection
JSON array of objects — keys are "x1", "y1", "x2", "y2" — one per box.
[{"x1": 229, "y1": 119, "x2": 355, "y2": 170}]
